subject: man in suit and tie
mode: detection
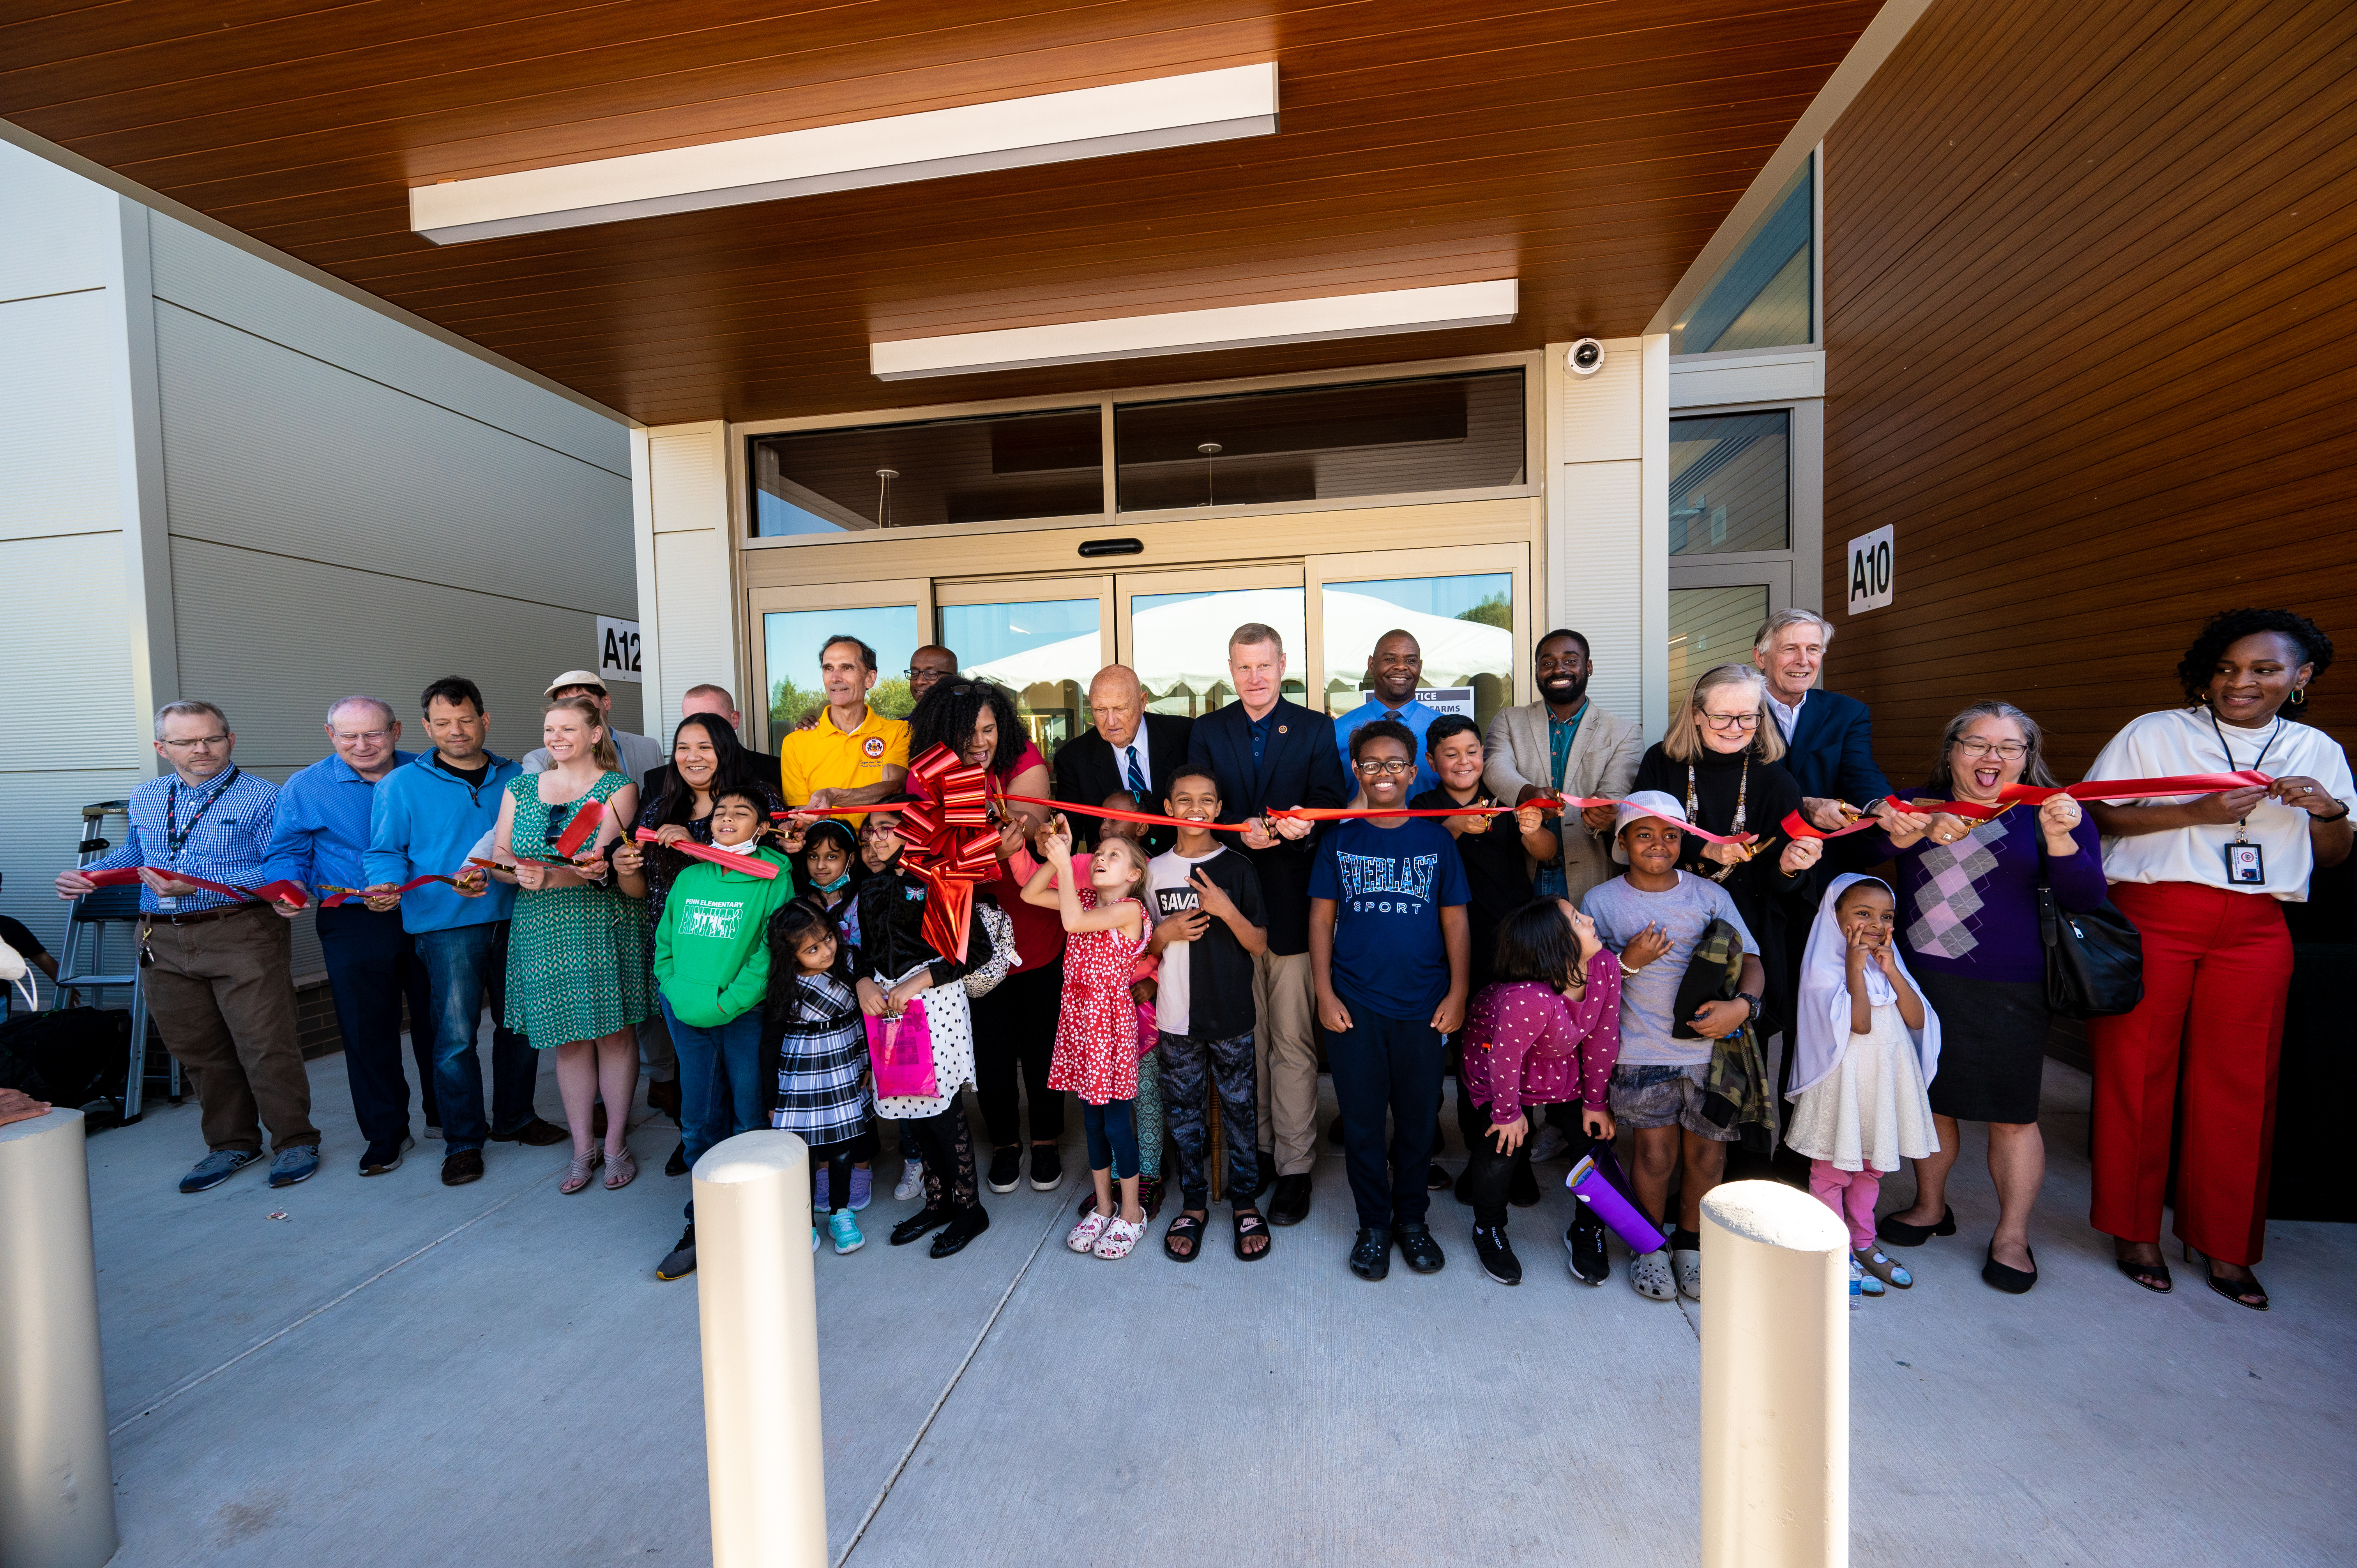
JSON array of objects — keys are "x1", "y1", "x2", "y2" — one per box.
[
  {"x1": 1751, "y1": 609, "x2": 1893, "y2": 826},
  {"x1": 1483, "y1": 629, "x2": 1643, "y2": 904},
  {"x1": 1187, "y1": 622, "x2": 1353, "y2": 1226},
  {"x1": 1052, "y1": 666, "x2": 1193, "y2": 853}
]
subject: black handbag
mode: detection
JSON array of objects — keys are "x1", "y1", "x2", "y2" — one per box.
[{"x1": 2035, "y1": 861, "x2": 2145, "y2": 1019}]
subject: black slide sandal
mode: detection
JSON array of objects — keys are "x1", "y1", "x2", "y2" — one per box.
[
  {"x1": 1233, "y1": 1208, "x2": 1271, "y2": 1262},
  {"x1": 1164, "y1": 1213, "x2": 1205, "y2": 1263}
]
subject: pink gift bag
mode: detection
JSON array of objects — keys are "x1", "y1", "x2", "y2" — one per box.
[{"x1": 866, "y1": 999, "x2": 939, "y2": 1101}]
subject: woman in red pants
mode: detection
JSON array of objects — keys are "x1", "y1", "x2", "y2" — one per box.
[{"x1": 2085, "y1": 609, "x2": 2352, "y2": 1310}]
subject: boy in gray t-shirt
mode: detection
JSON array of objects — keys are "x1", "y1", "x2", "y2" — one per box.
[{"x1": 1579, "y1": 791, "x2": 1767, "y2": 1306}]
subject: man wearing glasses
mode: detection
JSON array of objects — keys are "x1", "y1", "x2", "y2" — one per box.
[
  {"x1": 57, "y1": 701, "x2": 320, "y2": 1194},
  {"x1": 260, "y1": 697, "x2": 444, "y2": 1180}
]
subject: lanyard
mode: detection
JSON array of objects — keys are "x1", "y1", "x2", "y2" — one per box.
[
  {"x1": 166, "y1": 767, "x2": 240, "y2": 862},
  {"x1": 2206, "y1": 710, "x2": 2281, "y2": 835}
]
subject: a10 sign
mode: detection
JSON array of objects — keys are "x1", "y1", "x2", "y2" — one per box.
[
  {"x1": 1846, "y1": 525, "x2": 1894, "y2": 614},
  {"x1": 596, "y1": 616, "x2": 643, "y2": 684}
]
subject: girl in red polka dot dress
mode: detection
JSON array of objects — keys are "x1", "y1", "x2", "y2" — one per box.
[{"x1": 1024, "y1": 815, "x2": 1153, "y2": 1259}]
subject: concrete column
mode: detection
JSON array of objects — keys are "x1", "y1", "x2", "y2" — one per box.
[
  {"x1": 693, "y1": 1130, "x2": 826, "y2": 1568},
  {"x1": 0, "y1": 1109, "x2": 118, "y2": 1568},
  {"x1": 1699, "y1": 1178, "x2": 1848, "y2": 1568}
]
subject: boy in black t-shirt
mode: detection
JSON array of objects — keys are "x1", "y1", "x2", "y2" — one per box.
[{"x1": 1145, "y1": 765, "x2": 1272, "y2": 1262}]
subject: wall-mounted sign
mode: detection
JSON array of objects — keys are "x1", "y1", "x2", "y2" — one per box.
[
  {"x1": 596, "y1": 616, "x2": 643, "y2": 683},
  {"x1": 1846, "y1": 526, "x2": 1894, "y2": 614},
  {"x1": 1417, "y1": 686, "x2": 1475, "y2": 719}
]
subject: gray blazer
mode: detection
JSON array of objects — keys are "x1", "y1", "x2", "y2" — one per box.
[{"x1": 1482, "y1": 700, "x2": 1643, "y2": 904}]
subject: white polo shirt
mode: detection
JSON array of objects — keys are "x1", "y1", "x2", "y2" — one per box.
[{"x1": 2086, "y1": 707, "x2": 2353, "y2": 901}]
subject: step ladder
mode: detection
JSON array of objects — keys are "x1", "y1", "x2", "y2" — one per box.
[{"x1": 53, "y1": 800, "x2": 175, "y2": 1121}]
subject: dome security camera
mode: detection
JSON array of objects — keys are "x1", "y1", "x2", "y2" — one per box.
[{"x1": 1566, "y1": 338, "x2": 1606, "y2": 377}]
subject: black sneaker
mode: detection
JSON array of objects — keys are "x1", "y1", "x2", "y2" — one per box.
[
  {"x1": 986, "y1": 1146, "x2": 1023, "y2": 1194},
  {"x1": 1426, "y1": 1163, "x2": 1453, "y2": 1191},
  {"x1": 931, "y1": 1207, "x2": 990, "y2": 1258},
  {"x1": 1396, "y1": 1222, "x2": 1446, "y2": 1275},
  {"x1": 666, "y1": 1141, "x2": 689, "y2": 1177},
  {"x1": 890, "y1": 1208, "x2": 952, "y2": 1247},
  {"x1": 1349, "y1": 1226, "x2": 1392, "y2": 1281},
  {"x1": 1566, "y1": 1208, "x2": 1609, "y2": 1285},
  {"x1": 656, "y1": 1224, "x2": 696, "y2": 1280},
  {"x1": 441, "y1": 1149, "x2": 485, "y2": 1187},
  {"x1": 1472, "y1": 1224, "x2": 1522, "y2": 1285},
  {"x1": 1028, "y1": 1144, "x2": 1063, "y2": 1191},
  {"x1": 359, "y1": 1135, "x2": 412, "y2": 1176}
]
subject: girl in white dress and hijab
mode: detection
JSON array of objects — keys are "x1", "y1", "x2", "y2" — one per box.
[{"x1": 1788, "y1": 873, "x2": 1942, "y2": 1296}]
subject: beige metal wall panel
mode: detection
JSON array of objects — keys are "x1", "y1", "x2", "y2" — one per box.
[
  {"x1": 1546, "y1": 334, "x2": 1667, "y2": 743},
  {"x1": 1557, "y1": 339, "x2": 1644, "y2": 463},
  {"x1": 0, "y1": 533, "x2": 141, "y2": 771},
  {"x1": 168, "y1": 537, "x2": 640, "y2": 773},
  {"x1": 147, "y1": 214, "x2": 627, "y2": 477},
  {"x1": 1554, "y1": 458, "x2": 1645, "y2": 727},
  {"x1": 0, "y1": 139, "x2": 115, "y2": 305},
  {"x1": 154, "y1": 303, "x2": 634, "y2": 617},
  {"x1": 643, "y1": 423, "x2": 735, "y2": 736},
  {"x1": 0, "y1": 291, "x2": 126, "y2": 542}
]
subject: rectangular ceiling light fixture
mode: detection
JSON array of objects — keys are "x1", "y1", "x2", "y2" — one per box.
[
  {"x1": 869, "y1": 280, "x2": 1520, "y2": 380},
  {"x1": 411, "y1": 63, "x2": 1278, "y2": 245}
]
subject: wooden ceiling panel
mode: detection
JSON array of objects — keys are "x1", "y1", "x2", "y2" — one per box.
[{"x1": 1, "y1": 0, "x2": 1875, "y2": 424}]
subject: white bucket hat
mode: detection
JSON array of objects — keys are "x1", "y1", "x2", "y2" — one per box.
[{"x1": 1610, "y1": 789, "x2": 1689, "y2": 864}]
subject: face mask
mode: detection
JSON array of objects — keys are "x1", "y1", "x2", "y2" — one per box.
[{"x1": 814, "y1": 871, "x2": 850, "y2": 893}]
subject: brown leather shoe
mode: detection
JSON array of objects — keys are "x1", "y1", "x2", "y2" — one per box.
[
  {"x1": 491, "y1": 1118, "x2": 569, "y2": 1147},
  {"x1": 441, "y1": 1150, "x2": 485, "y2": 1186}
]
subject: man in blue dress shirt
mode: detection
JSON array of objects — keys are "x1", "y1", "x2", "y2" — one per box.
[
  {"x1": 1330, "y1": 629, "x2": 1444, "y2": 797},
  {"x1": 58, "y1": 701, "x2": 318, "y2": 1194},
  {"x1": 263, "y1": 697, "x2": 440, "y2": 1179}
]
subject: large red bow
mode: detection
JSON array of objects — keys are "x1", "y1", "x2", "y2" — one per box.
[{"x1": 898, "y1": 744, "x2": 1004, "y2": 962}]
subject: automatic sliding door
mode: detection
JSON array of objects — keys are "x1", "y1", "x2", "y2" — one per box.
[
  {"x1": 935, "y1": 577, "x2": 1113, "y2": 766},
  {"x1": 1113, "y1": 564, "x2": 1306, "y2": 718},
  {"x1": 747, "y1": 578, "x2": 932, "y2": 751},
  {"x1": 1306, "y1": 544, "x2": 1528, "y2": 735}
]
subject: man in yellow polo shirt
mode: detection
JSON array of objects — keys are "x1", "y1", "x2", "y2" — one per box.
[{"x1": 778, "y1": 634, "x2": 912, "y2": 812}]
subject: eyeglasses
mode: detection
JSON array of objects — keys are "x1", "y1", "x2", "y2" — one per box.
[
  {"x1": 860, "y1": 819, "x2": 903, "y2": 836},
  {"x1": 1701, "y1": 713, "x2": 1762, "y2": 731},
  {"x1": 159, "y1": 734, "x2": 229, "y2": 750},
  {"x1": 906, "y1": 667, "x2": 958, "y2": 681},
  {"x1": 1353, "y1": 758, "x2": 1416, "y2": 777},
  {"x1": 331, "y1": 729, "x2": 393, "y2": 745},
  {"x1": 1953, "y1": 740, "x2": 2030, "y2": 761}
]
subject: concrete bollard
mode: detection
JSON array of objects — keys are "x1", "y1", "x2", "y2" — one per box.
[
  {"x1": 0, "y1": 1109, "x2": 118, "y2": 1568},
  {"x1": 693, "y1": 1129, "x2": 826, "y2": 1568},
  {"x1": 1699, "y1": 1179, "x2": 1849, "y2": 1568}
]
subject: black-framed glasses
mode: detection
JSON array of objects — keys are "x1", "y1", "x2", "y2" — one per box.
[
  {"x1": 1701, "y1": 712, "x2": 1762, "y2": 731},
  {"x1": 1353, "y1": 758, "x2": 1416, "y2": 777}
]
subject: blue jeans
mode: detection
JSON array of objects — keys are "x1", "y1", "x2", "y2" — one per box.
[
  {"x1": 315, "y1": 904, "x2": 436, "y2": 1146},
  {"x1": 661, "y1": 995, "x2": 767, "y2": 1164},
  {"x1": 414, "y1": 921, "x2": 539, "y2": 1154},
  {"x1": 1082, "y1": 1098, "x2": 1140, "y2": 1181}
]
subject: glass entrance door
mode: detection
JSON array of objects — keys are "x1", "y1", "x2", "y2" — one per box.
[
  {"x1": 1112, "y1": 563, "x2": 1306, "y2": 717},
  {"x1": 1306, "y1": 543, "x2": 1528, "y2": 736},
  {"x1": 747, "y1": 577, "x2": 932, "y2": 748},
  {"x1": 936, "y1": 577, "x2": 1113, "y2": 766}
]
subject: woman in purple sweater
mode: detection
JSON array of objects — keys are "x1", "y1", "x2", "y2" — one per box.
[{"x1": 1870, "y1": 701, "x2": 2106, "y2": 1294}]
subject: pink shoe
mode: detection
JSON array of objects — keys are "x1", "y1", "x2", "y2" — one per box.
[
  {"x1": 1093, "y1": 1215, "x2": 1144, "y2": 1260},
  {"x1": 1067, "y1": 1208, "x2": 1113, "y2": 1253},
  {"x1": 603, "y1": 1146, "x2": 638, "y2": 1190},
  {"x1": 559, "y1": 1148, "x2": 602, "y2": 1195}
]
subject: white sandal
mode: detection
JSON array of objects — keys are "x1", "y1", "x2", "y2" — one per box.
[
  {"x1": 1093, "y1": 1215, "x2": 1144, "y2": 1260},
  {"x1": 1067, "y1": 1208, "x2": 1113, "y2": 1253}
]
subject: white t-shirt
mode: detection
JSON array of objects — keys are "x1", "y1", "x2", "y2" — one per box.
[
  {"x1": 1145, "y1": 846, "x2": 1214, "y2": 1035},
  {"x1": 2086, "y1": 708, "x2": 2354, "y2": 902}
]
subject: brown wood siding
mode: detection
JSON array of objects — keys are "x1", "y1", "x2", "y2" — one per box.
[
  {"x1": 0, "y1": 0, "x2": 1876, "y2": 425},
  {"x1": 1821, "y1": 0, "x2": 2357, "y2": 786}
]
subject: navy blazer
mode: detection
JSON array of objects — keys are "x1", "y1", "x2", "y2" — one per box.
[
  {"x1": 1052, "y1": 711, "x2": 1195, "y2": 853},
  {"x1": 1186, "y1": 698, "x2": 1352, "y2": 955},
  {"x1": 1780, "y1": 689, "x2": 1893, "y2": 807}
]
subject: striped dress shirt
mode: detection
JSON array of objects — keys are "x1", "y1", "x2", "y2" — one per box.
[{"x1": 85, "y1": 767, "x2": 283, "y2": 914}]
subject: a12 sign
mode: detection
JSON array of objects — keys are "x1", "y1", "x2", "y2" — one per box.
[
  {"x1": 1845, "y1": 525, "x2": 1894, "y2": 614},
  {"x1": 596, "y1": 616, "x2": 643, "y2": 684}
]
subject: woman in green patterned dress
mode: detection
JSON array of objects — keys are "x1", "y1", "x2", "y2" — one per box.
[{"x1": 489, "y1": 696, "x2": 656, "y2": 1193}]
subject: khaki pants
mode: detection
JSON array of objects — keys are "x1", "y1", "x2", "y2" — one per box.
[
  {"x1": 1252, "y1": 948, "x2": 1318, "y2": 1176},
  {"x1": 143, "y1": 904, "x2": 315, "y2": 1154}
]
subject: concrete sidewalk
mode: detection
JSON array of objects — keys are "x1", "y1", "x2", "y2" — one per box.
[{"x1": 81, "y1": 1045, "x2": 2357, "y2": 1566}]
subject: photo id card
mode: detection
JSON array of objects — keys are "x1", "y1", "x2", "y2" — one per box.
[{"x1": 2224, "y1": 841, "x2": 2265, "y2": 885}]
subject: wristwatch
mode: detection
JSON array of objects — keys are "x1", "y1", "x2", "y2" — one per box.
[{"x1": 1733, "y1": 991, "x2": 1762, "y2": 1021}]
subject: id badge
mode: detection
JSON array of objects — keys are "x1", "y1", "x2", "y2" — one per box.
[{"x1": 2224, "y1": 841, "x2": 2265, "y2": 885}]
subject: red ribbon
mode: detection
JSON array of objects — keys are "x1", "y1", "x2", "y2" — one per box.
[
  {"x1": 995, "y1": 791, "x2": 1765, "y2": 847},
  {"x1": 1780, "y1": 771, "x2": 2278, "y2": 841},
  {"x1": 552, "y1": 798, "x2": 606, "y2": 858},
  {"x1": 631, "y1": 829, "x2": 778, "y2": 880},
  {"x1": 79, "y1": 865, "x2": 310, "y2": 907},
  {"x1": 317, "y1": 874, "x2": 463, "y2": 908}
]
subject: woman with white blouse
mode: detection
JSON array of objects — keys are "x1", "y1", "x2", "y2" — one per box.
[{"x1": 2084, "y1": 610, "x2": 2353, "y2": 1311}]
